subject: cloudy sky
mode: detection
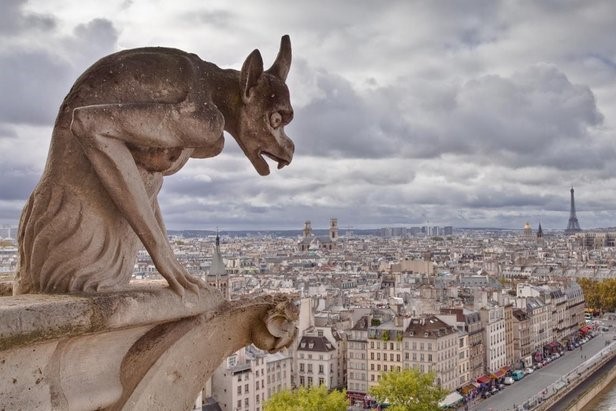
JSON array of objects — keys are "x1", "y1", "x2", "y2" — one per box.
[{"x1": 1, "y1": 0, "x2": 616, "y2": 231}]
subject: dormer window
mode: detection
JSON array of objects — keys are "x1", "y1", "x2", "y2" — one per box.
[
  {"x1": 301, "y1": 342, "x2": 306, "y2": 348},
  {"x1": 308, "y1": 343, "x2": 314, "y2": 349}
]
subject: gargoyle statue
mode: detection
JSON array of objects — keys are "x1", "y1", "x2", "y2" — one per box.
[{"x1": 14, "y1": 36, "x2": 295, "y2": 297}]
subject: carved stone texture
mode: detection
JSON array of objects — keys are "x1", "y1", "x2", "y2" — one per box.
[
  {"x1": 0, "y1": 286, "x2": 298, "y2": 410},
  {"x1": 14, "y1": 36, "x2": 295, "y2": 297}
]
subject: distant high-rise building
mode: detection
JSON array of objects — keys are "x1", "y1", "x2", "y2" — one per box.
[{"x1": 565, "y1": 187, "x2": 582, "y2": 234}]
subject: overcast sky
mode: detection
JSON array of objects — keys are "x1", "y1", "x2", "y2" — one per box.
[{"x1": 1, "y1": 0, "x2": 616, "y2": 231}]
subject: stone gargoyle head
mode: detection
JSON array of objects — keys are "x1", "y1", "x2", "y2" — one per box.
[{"x1": 234, "y1": 35, "x2": 295, "y2": 176}]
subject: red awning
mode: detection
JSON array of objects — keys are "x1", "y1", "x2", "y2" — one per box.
[
  {"x1": 477, "y1": 375, "x2": 492, "y2": 384},
  {"x1": 580, "y1": 326, "x2": 591, "y2": 334}
]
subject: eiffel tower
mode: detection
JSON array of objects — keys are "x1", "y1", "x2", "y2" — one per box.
[{"x1": 565, "y1": 187, "x2": 582, "y2": 234}]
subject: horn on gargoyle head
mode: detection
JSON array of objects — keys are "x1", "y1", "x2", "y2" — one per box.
[{"x1": 267, "y1": 35, "x2": 291, "y2": 81}]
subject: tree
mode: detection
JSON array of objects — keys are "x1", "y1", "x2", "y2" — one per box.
[
  {"x1": 369, "y1": 368, "x2": 447, "y2": 411},
  {"x1": 264, "y1": 385, "x2": 348, "y2": 411}
]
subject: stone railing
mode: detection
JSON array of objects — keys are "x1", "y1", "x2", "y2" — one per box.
[{"x1": 0, "y1": 285, "x2": 297, "y2": 410}]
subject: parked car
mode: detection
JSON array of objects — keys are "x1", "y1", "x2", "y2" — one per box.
[
  {"x1": 504, "y1": 376, "x2": 515, "y2": 385},
  {"x1": 512, "y1": 370, "x2": 525, "y2": 381},
  {"x1": 525, "y1": 367, "x2": 534, "y2": 374}
]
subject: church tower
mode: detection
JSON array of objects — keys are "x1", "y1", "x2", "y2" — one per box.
[
  {"x1": 329, "y1": 218, "x2": 338, "y2": 242},
  {"x1": 537, "y1": 223, "x2": 544, "y2": 244},
  {"x1": 207, "y1": 233, "x2": 229, "y2": 299},
  {"x1": 303, "y1": 221, "x2": 313, "y2": 238}
]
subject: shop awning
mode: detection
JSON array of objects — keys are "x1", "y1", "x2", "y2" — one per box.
[
  {"x1": 477, "y1": 375, "x2": 492, "y2": 384},
  {"x1": 458, "y1": 383, "x2": 476, "y2": 396},
  {"x1": 439, "y1": 391, "x2": 464, "y2": 408},
  {"x1": 580, "y1": 326, "x2": 591, "y2": 334},
  {"x1": 492, "y1": 368, "x2": 507, "y2": 379},
  {"x1": 492, "y1": 367, "x2": 509, "y2": 378}
]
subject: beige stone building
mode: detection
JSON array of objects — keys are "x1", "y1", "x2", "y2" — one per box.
[
  {"x1": 347, "y1": 316, "x2": 369, "y2": 396},
  {"x1": 403, "y1": 316, "x2": 459, "y2": 391},
  {"x1": 512, "y1": 308, "x2": 532, "y2": 368},
  {"x1": 480, "y1": 305, "x2": 506, "y2": 373},
  {"x1": 504, "y1": 304, "x2": 515, "y2": 368},
  {"x1": 296, "y1": 327, "x2": 344, "y2": 389},
  {"x1": 209, "y1": 346, "x2": 292, "y2": 411}
]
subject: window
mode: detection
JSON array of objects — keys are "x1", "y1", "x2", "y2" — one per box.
[
  {"x1": 237, "y1": 386, "x2": 241, "y2": 394},
  {"x1": 319, "y1": 365, "x2": 324, "y2": 374},
  {"x1": 307, "y1": 364, "x2": 313, "y2": 373},
  {"x1": 244, "y1": 398, "x2": 249, "y2": 408},
  {"x1": 299, "y1": 363, "x2": 304, "y2": 372}
]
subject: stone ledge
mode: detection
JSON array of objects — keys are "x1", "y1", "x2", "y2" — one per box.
[
  {"x1": 0, "y1": 286, "x2": 297, "y2": 410},
  {"x1": 0, "y1": 284, "x2": 225, "y2": 351}
]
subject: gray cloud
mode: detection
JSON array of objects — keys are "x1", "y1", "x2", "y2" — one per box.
[{"x1": 2, "y1": 1, "x2": 616, "y2": 230}]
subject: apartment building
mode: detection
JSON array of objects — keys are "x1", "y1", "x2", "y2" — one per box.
[
  {"x1": 512, "y1": 308, "x2": 532, "y2": 368},
  {"x1": 480, "y1": 305, "x2": 506, "y2": 373},
  {"x1": 296, "y1": 328, "x2": 343, "y2": 389},
  {"x1": 504, "y1": 304, "x2": 515, "y2": 368},
  {"x1": 210, "y1": 346, "x2": 292, "y2": 411},
  {"x1": 347, "y1": 316, "x2": 369, "y2": 396},
  {"x1": 403, "y1": 316, "x2": 459, "y2": 392}
]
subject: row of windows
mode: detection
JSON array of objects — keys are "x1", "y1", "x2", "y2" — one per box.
[
  {"x1": 370, "y1": 352, "x2": 401, "y2": 362},
  {"x1": 298, "y1": 363, "x2": 326, "y2": 374},
  {"x1": 369, "y1": 341, "x2": 401, "y2": 350},
  {"x1": 298, "y1": 376, "x2": 327, "y2": 386}
]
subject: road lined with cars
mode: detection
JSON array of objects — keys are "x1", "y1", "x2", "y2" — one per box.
[{"x1": 470, "y1": 320, "x2": 615, "y2": 411}]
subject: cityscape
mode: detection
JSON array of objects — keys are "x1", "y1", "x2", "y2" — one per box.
[
  {"x1": 2, "y1": 191, "x2": 616, "y2": 409},
  {"x1": 3, "y1": 1, "x2": 616, "y2": 410}
]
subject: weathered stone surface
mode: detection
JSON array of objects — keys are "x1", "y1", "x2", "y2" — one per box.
[
  {"x1": 4, "y1": 35, "x2": 298, "y2": 410},
  {"x1": 14, "y1": 36, "x2": 294, "y2": 297},
  {"x1": 0, "y1": 287, "x2": 298, "y2": 410}
]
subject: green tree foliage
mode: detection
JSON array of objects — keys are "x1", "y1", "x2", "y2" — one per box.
[
  {"x1": 578, "y1": 278, "x2": 616, "y2": 312},
  {"x1": 368, "y1": 368, "x2": 447, "y2": 411},
  {"x1": 264, "y1": 385, "x2": 348, "y2": 411}
]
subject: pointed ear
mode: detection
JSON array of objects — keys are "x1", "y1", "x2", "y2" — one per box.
[
  {"x1": 267, "y1": 35, "x2": 292, "y2": 81},
  {"x1": 240, "y1": 49, "x2": 264, "y2": 103}
]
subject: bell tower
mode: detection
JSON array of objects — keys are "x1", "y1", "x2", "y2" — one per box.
[{"x1": 329, "y1": 218, "x2": 338, "y2": 242}]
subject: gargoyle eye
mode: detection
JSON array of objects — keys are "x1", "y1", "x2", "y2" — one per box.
[{"x1": 270, "y1": 112, "x2": 282, "y2": 129}]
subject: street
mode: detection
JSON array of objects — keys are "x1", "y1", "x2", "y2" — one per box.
[{"x1": 471, "y1": 329, "x2": 615, "y2": 411}]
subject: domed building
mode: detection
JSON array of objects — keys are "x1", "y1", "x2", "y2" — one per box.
[{"x1": 523, "y1": 222, "x2": 533, "y2": 238}]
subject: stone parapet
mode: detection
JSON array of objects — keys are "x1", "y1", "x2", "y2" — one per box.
[{"x1": 0, "y1": 285, "x2": 297, "y2": 410}]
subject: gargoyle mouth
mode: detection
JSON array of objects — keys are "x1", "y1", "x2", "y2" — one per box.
[{"x1": 256, "y1": 151, "x2": 291, "y2": 175}]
